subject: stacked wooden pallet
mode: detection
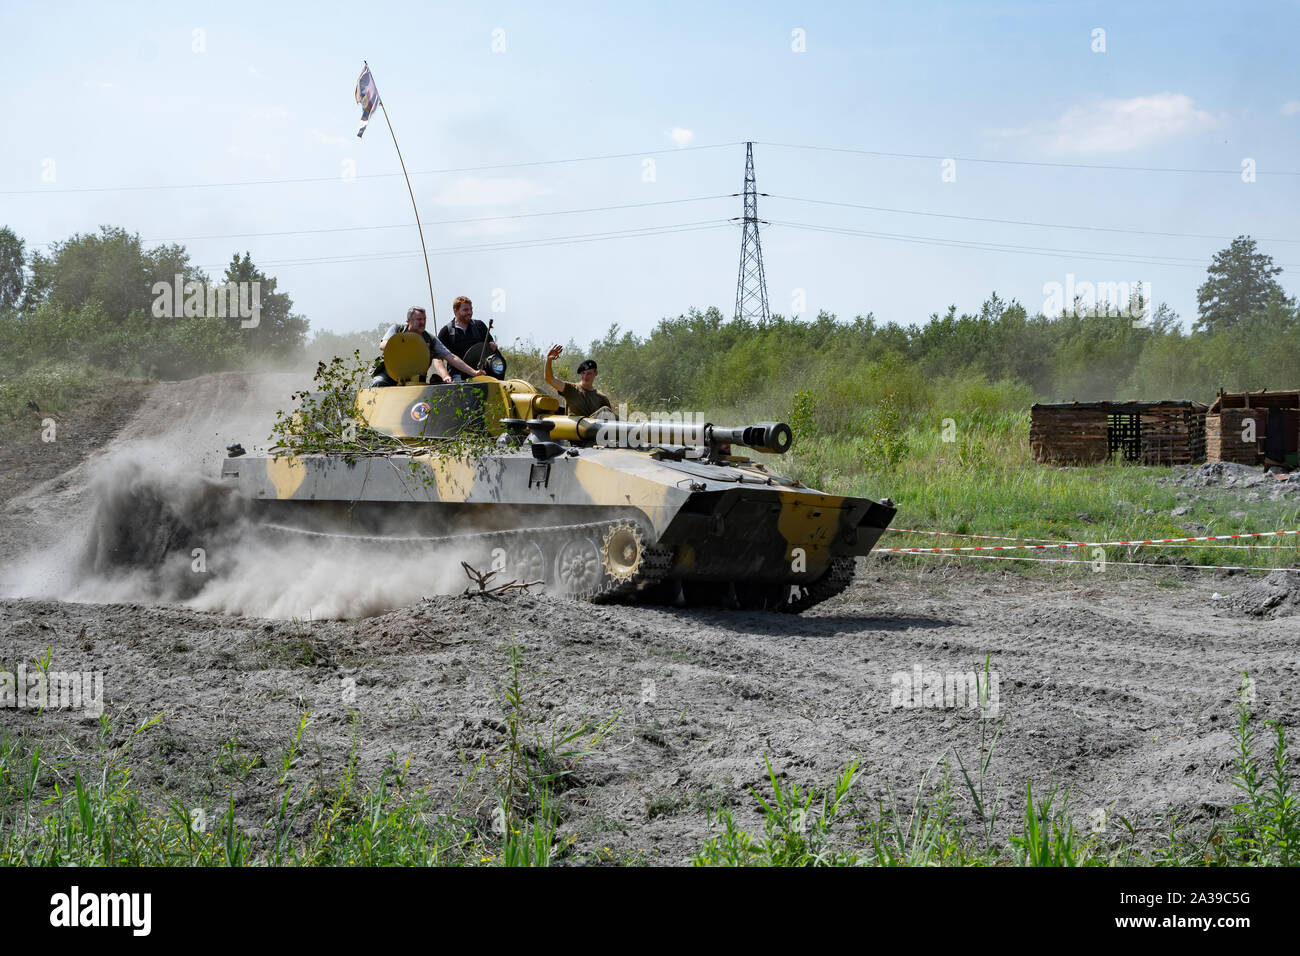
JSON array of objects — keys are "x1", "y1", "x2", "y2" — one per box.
[
  {"x1": 1207, "y1": 408, "x2": 1265, "y2": 464},
  {"x1": 1032, "y1": 401, "x2": 1207, "y2": 465},
  {"x1": 1140, "y1": 405, "x2": 1206, "y2": 464},
  {"x1": 1030, "y1": 406, "x2": 1109, "y2": 463}
]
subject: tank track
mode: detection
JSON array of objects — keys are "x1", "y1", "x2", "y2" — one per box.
[
  {"x1": 779, "y1": 557, "x2": 857, "y2": 613},
  {"x1": 591, "y1": 544, "x2": 673, "y2": 604},
  {"x1": 260, "y1": 522, "x2": 852, "y2": 612},
  {"x1": 261, "y1": 519, "x2": 668, "y2": 603}
]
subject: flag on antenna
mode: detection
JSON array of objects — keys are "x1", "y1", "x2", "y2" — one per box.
[{"x1": 355, "y1": 63, "x2": 380, "y2": 138}]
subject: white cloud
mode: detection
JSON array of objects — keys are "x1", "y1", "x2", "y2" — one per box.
[
  {"x1": 1006, "y1": 93, "x2": 1220, "y2": 153},
  {"x1": 248, "y1": 65, "x2": 263, "y2": 79},
  {"x1": 1282, "y1": 101, "x2": 1300, "y2": 117},
  {"x1": 668, "y1": 127, "x2": 695, "y2": 147},
  {"x1": 435, "y1": 176, "x2": 553, "y2": 206}
]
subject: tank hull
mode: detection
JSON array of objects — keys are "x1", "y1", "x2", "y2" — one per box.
[{"x1": 218, "y1": 378, "x2": 896, "y2": 611}]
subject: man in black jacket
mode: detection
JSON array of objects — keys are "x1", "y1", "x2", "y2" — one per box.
[
  {"x1": 372, "y1": 306, "x2": 481, "y2": 386},
  {"x1": 437, "y1": 296, "x2": 497, "y2": 379}
]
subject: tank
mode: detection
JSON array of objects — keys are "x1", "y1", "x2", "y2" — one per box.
[{"x1": 219, "y1": 335, "x2": 897, "y2": 612}]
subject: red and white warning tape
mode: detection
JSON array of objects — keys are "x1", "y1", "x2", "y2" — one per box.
[
  {"x1": 879, "y1": 529, "x2": 1300, "y2": 554},
  {"x1": 899, "y1": 550, "x2": 1300, "y2": 573},
  {"x1": 1143, "y1": 542, "x2": 1295, "y2": 549},
  {"x1": 886, "y1": 527, "x2": 1079, "y2": 544}
]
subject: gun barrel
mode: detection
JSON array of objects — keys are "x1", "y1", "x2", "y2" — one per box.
[
  {"x1": 545, "y1": 417, "x2": 793, "y2": 454},
  {"x1": 708, "y1": 422, "x2": 793, "y2": 454}
]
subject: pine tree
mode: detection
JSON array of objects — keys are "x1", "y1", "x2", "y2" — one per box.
[
  {"x1": 0, "y1": 226, "x2": 25, "y2": 311},
  {"x1": 1195, "y1": 236, "x2": 1284, "y2": 333}
]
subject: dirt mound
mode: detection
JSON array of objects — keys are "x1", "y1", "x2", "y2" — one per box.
[{"x1": 1220, "y1": 570, "x2": 1300, "y2": 618}]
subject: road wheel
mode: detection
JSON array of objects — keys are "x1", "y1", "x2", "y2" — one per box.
[
  {"x1": 553, "y1": 534, "x2": 605, "y2": 597},
  {"x1": 506, "y1": 538, "x2": 547, "y2": 587}
]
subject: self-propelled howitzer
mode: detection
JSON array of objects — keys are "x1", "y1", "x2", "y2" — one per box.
[{"x1": 221, "y1": 336, "x2": 896, "y2": 611}]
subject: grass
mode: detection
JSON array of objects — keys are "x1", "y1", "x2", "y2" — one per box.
[
  {"x1": 692, "y1": 687, "x2": 1297, "y2": 867},
  {"x1": 781, "y1": 416, "x2": 1300, "y2": 578},
  {"x1": 694, "y1": 756, "x2": 861, "y2": 866},
  {"x1": 0, "y1": 363, "x2": 130, "y2": 445},
  {"x1": 0, "y1": 711, "x2": 513, "y2": 866},
  {"x1": 1, "y1": 665, "x2": 1294, "y2": 866},
  {"x1": 490, "y1": 640, "x2": 619, "y2": 865},
  {"x1": 0, "y1": 640, "x2": 612, "y2": 867}
]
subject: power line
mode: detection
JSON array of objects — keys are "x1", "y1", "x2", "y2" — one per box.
[
  {"x1": 759, "y1": 141, "x2": 1300, "y2": 177},
  {"x1": 14, "y1": 135, "x2": 1294, "y2": 196},
  {"x1": 770, "y1": 220, "x2": 1300, "y2": 270},
  {"x1": 33, "y1": 190, "x2": 1292, "y2": 255},
  {"x1": 231, "y1": 216, "x2": 1300, "y2": 273},
  {"x1": 193, "y1": 219, "x2": 732, "y2": 270},
  {"x1": 133, "y1": 194, "x2": 734, "y2": 244},
  {"x1": 0, "y1": 142, "x2": 745, "y2": 196},
  {"x1": 769, "y1": 194, "x2": 1300, "y2": 245},
  {"x1": 39, "y1": 191, "x2": 1288, "y2": 249}
]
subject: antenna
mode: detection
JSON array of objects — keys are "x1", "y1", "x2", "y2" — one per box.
[{"x1": 357, "y1": 61, "x2": 438, "y2": 323}]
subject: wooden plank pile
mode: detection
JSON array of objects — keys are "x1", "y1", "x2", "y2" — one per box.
[
  {"x1": 1030, "y1": 406, "x2": 1109, "y2": 463},
  {"x1": 1206, "y1": 408, "x2": 1265, "y2": 464},
  {"x1": 1031, "y1": 402, "x2": 1207, "y2": 465},
  {"x1": 1207, "y1": 390, "x2": 1300, "y2": 466},
  {"x1": 1139, "y1": 405, "x2": 1206, "y2": 464}
]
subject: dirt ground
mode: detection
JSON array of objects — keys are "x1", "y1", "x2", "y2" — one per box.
[
  {"x1": 1, "y1": 373, "x2": 1297, "y2": 864},
  {"x1": 0, "y1": 377, "x2": 151, "y2": 503}
]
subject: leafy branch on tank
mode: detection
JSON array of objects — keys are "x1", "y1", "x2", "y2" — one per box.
[
  {"x1": 268, "y1": 351, "x2": 379, "y2": 460},
  {"x1": 266, "y1": 350, "x2": 501, "y2": 491}
]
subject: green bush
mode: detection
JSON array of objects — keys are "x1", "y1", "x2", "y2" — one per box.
[{"x1": 0, "y1": 300, "x2": 246, "y2": 379}]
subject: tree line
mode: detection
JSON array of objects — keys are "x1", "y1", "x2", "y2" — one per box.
[
  {"x1": 574, "y1": 236, "x2": 1296, "y2": 433},
  {"x1": 0, "y1": 225, "x2": 306, "y2": 379},
  {"x1": 2, "y1": 224, "x2": 1293, "y2": 433}
]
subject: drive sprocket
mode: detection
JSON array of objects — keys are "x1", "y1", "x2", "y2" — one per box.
[{"x1": 600, "y1": 521, "x2": 645, "y2": 583}]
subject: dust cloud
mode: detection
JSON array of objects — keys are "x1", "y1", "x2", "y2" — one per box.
[
  {"x1": 0, "y1": 372, "x2": 496, "y2": 620},
  {"x1": 4, "y1": 436, "x2": 489, "y2": 620}
]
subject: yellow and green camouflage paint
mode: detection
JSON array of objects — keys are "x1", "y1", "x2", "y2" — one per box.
[{"x1": 225, "y1": 377, "x2": 895, "y2": 586}]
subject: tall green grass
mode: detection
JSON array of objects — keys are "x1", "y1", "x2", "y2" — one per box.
[
  {"x1": 2, "y1": 680, "x2": 1293, "y2": 866},
  {"x1": 692, "y1": 690, "x2": 1297, "y2": 867},
  {"x1": 0, "y1": 641, "x2": 615, "y2": 867},
  {"x1": 0, "y1": 713, "x2": 482, "y2": 866},
  {"x1": 782, "y1": 413, "x2": 1300, "y2": 576}
]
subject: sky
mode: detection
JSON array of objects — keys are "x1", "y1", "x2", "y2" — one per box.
[{"x1": 2, "y1": 0, "x2": 1298, "y2": 349}]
